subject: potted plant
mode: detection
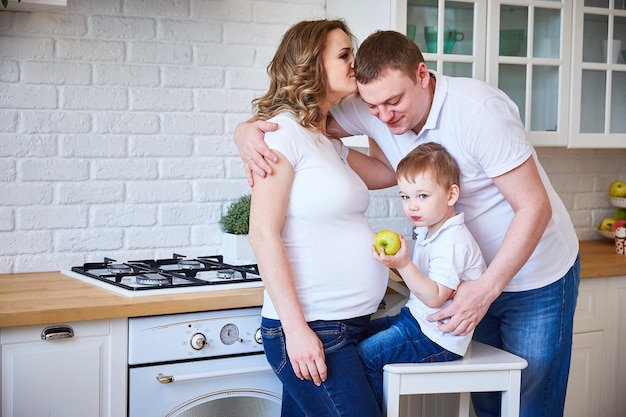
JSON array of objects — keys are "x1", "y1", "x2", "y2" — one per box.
[
  {"x1": 1, "y1": 0, "x2": 19, "y2": 8},
  {"x1": 219, "y1": 194, "x2": 255, "y2": 264}
]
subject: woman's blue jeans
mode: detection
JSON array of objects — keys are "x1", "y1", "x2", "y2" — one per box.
[
  {"x1": 472, "y1": 254, "x2": 581, "y2": 417},
  {"x1": 261, "y1": 315, "x2": 382, "y2": 417}
]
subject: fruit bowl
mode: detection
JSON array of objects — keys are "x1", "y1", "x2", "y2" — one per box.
[
  {"x1": 609, "y1": 197, "x2": 626, "y2": 208},
  {"x1": 598, "y1": 229, "x2": 615, "y2": 240}
]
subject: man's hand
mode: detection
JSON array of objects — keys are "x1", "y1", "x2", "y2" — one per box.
[
  {"x1": 426, "y1": 278, "x2": 496, "y2": 335},
  {"x1": 233, "y1": 120, "x2": 279, "y2": 186}
]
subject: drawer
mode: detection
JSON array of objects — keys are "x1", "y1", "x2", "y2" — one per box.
[{"x1": 1, "y1": 319, "x2": 113, "y2": 344}]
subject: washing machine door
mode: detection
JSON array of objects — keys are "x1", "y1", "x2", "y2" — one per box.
[
  {"x1": 168, "y1": 390, "x2": 281, "y2": 417},
  {"x1": 129, "y1": 354, "x2": 282, "y2": 417}
]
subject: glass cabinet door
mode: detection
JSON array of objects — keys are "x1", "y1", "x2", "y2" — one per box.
[
  {"x1": 487, "y1": 0, "x2": 572, "y2": 147},
  {"x1": 570, "y1": 0, "x2": 626, "y2": 147},
  {"x1": 407, "y1": 0, "x2": 487, "y2": 79}
]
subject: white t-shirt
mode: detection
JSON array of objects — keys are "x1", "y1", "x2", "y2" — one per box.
[
  {"x1": 406, "y1": 213, "x2": 486, "y2": 356},
  {"x1": 331, "y1": 72, "x2": 579, "y2": 292},
  {"x1": 261, "y1": 113, "x2": 388, "y2": 321}
]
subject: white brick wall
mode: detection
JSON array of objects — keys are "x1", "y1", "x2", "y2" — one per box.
[{"x1": 0, "y1": 0, "x2": 625, "y2": 273}]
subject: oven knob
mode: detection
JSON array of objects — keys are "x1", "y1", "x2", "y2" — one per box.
[
  {"x1": 254, "y1": 328, "x2": 263, "y2": 344},
  {"x1": 190, "y1": 332, "x2": 207, "y2": 350}
]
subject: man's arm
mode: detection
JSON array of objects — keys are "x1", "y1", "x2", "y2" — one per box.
[
  {"x1": 233, "y1": 119, "x2": 280, "y2": 186},
  {"x1": 427, "y1": 156, "x2": 552, "y2": 335},
  {"x1": 234, "y1": 115, "x2": 396, "y2": 190},
  {"x1": 328, "y1": 115, "x2": 397, "y2": 190},
  {"x1": 346, "y1": 138, "x2": 397, "y2": 190}
]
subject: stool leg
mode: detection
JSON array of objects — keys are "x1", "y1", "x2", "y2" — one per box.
[
  {"x1": 383, "y1": 371, "x2": 401, "y2": 417},
  {"x1": 458, "y1": 392, "x2": 470, "y2": 417},
  {"x1": 501, "y1": 369, "x2": 522, "y2": 417}
]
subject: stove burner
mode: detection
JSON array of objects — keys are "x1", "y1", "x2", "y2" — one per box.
[
  {"x1": 136, "y1": 273, "x2": 170, "y2": 285},
  {"x1": 216, "y1": 269, "x2": 236, "y2": 280},
  {"x1": 177, "y1": 260, "x2": 203, "y2": 270},
  {"x1": 108, "y1": 264, "x2": 132, "y2": 274}
]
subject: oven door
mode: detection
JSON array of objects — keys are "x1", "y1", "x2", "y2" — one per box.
[{"x1": 129, "y1": 353, "x2": 282, "y2": 417}]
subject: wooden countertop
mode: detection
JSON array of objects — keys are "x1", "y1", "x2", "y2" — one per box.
[
  {"x1": 1, "y1": 240, "x2": 624, "y2": 328},
  {"x1": 0, "y1": 272, "x2": 264, "y2": 328},
  {"x1": 578, "y1": 239, "x2": 626, "y2": 279}
]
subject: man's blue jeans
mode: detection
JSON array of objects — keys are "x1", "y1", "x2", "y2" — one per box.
[
  {"x1": 261, "y1": 315, "x2": 382, "y2": 417},
  {"x1": 356, "y1": 307, "x2": 461, "y2": 409},
  {"x1": 472, "y1": 254, "x2": 581, "y2": 417}
]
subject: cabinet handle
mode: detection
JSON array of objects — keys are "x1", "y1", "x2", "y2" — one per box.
[{"x1": 41, "y1": 325, "x2": 74, "y2": 340}]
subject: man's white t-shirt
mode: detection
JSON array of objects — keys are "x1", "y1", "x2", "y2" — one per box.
[
  {"x1": 331, "y1": 72, "x2": 579, "y2": 292},
  {"x1": 261, "y1": 113, "x2": 388, "y2": 321}
]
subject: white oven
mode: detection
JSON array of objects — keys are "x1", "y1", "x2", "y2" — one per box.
[{"x1": 127, "y1": 307, "x2": 282, "y2": 417}]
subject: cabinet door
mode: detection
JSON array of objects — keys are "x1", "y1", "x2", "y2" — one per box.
[
  {"x1": 600, "y1": 275, "x2": 626, "y2": 417},
  {"x1": 327, "y1": 0, "x2": 487, "y2": 79},
  {"x1": 487, "y1": 0, "x2": 573, "y2": 147},
  {"x1": 569, "y1": 0, "x2": 626, "y2": 148},
  {"x1": 564, "y1": 331, "x2": 603, "y2": 417},
  {"x1": 326, "y1": 0, "x2": 407, "y2": 44},
  {"x1": 1, "y1": 319, "x2": 127, "y2": 417},
  {"x1": 407, "y1": 0, "x2": 487, "y2": 79}
]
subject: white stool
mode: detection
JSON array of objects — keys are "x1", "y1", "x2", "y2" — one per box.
[{"x1": 382, "y1": 341, "x2": 528, "y2": 417}]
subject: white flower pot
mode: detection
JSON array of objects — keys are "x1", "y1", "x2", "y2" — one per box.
[{"x1": 222, "y1": 233, "x2": 255, "y2": 265}]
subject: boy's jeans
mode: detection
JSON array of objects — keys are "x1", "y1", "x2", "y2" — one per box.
[{"x1": 357, "y1": 307, "x2": 461, "y2": 409}]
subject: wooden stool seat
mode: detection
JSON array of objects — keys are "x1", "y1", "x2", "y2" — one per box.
[{"x1": 383, "y1": 341, "x2": 528, "y2": 417}]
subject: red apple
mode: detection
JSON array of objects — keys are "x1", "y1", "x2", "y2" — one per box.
[{"x1": 611, "y1": 220, "x2": 626, "y2": 233}]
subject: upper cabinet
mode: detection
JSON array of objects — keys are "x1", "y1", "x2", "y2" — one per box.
[
  {"x1": 1, "y1": 0, "x2": 66, "y2": 11},
  {"x1": 327, "y1": 0, "x2": 626, "y2": 148},
  {"x1": 569, "y1": 0, "x2": 626, "y2": 148},
  {"x1": 405, "y1": 0, "x2": 487, "y2": 80},
  {"x1": 486, "y1": 0, "x2": 572, "y2": 147}
]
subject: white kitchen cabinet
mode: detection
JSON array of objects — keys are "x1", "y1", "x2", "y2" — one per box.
[
  {"x1": 2, "y1": 0, "x2": 66, "y2": 11},
  {"x1": 1, "y1": 318, "x2": 127, "y2": 417},
  {"x1": 564, "y1": 278, "x2": 606, "y2": 417},
  {"x1": 327, "y1": 0, "x2": 626, "y2": 148},
  {"x1": 569, "y1": 0, "x2": 626, "y2": 148},
  {"x1": 599, "y1": 274, "x2": 626, "y2": 416},
  {"x1": 565, "y1": 332, "x2": 604, "y2": 417},
  {"x1": 326, "y1": 0, "x2": 571, "y2": 147},
  {"x1": 564, "y1": 275, "x2": 626, "y2": 417},
  {"x1": 486, "y1": 0, "x2": 572, "y2": 147},
  {"x1": 327, "y1": 0, "x2": 487, "y2": 78}
]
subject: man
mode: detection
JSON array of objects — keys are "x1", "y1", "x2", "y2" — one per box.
[{"x1": 234, "y1": 30, "x2": 580, "y2": 417}]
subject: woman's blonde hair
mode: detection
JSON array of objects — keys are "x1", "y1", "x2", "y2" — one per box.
[{"x1": 253, "y1": 19, "x2": 355, "y2": 132}]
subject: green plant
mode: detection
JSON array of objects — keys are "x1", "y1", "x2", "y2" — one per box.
[
  {"x1": 2, "y1": 0, "x2": 21, "y2": 8},
  {"x1": 219, "y1": 194, "x2": 251, "y2": 235}
]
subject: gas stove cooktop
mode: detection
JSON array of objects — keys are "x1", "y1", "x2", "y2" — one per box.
[{"x1": 62, "y1": 254, "x2": 263, "y2": 297}]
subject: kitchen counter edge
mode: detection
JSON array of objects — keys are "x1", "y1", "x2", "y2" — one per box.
[{"x1": 1, "y1": 240, "x2": 623, "y2": 328}]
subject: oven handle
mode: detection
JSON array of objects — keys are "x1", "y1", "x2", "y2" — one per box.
[{"x1": 156, "y1": 364, "x2": 272, "y2": 384}]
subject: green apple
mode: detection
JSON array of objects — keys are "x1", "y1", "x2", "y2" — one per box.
[
  {"x1": 609, "y1": 180, "x2": 626, "y2": 198},
  {"x1": 374, "y1": 230, "x2": 401, "y2": 255},
  {"x1": 614, "y1": 208, "x2": 626, "y2": 220},
  {"x1": 599, "y1": 217, "x2": 616, "y2": 231}
]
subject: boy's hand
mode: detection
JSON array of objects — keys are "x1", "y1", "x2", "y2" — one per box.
[{"x1": 372, "y1": 234, "x2": 411, "y2": 269}]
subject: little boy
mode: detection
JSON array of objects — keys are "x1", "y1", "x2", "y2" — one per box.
[{"x1": 359, "y1": 142, "x2": 486, "y2": 408}]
